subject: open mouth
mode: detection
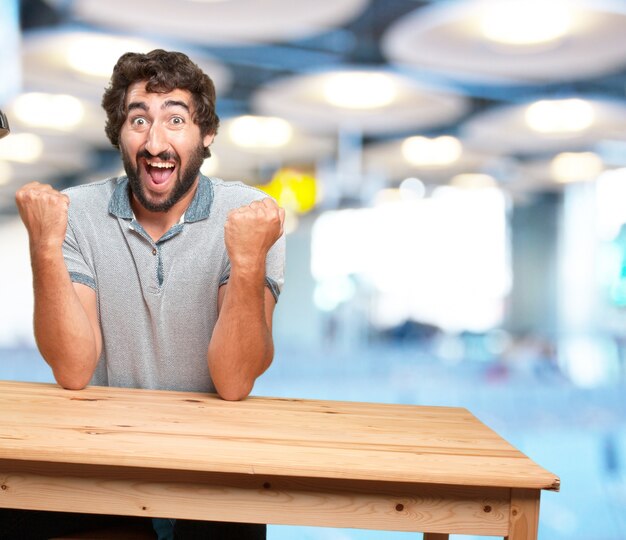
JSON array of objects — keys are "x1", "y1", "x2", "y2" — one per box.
[{"x1": 144, "y1": 160, "x2": 176, "y2": 186}]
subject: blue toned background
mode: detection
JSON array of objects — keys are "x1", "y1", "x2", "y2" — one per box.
[{"x1": 3, "y1": 1, "x2": 626, "y2": 538}]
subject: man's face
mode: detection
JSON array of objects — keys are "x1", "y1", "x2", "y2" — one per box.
[{"x1": 119, "y1": 81, "x2": 214, "y2": 212}]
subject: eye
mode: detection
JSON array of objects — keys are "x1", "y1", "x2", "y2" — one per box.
[
  {"x1": 171, "y1": 116, "x2": 185, "y2": 126},
  {"x1": 131, "y1": 117, "x2": 147, "y2": 127}
]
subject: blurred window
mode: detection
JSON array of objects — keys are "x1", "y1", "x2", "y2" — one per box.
[{"x1": 312, "y1": 186, "x2": 511, "y2": 332}]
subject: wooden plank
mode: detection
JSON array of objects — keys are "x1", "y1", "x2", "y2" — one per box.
[
  {"x1": 424, "y1": 534, "x2": 449, "y2": 540},
  {"x1": 0, "y1": 462, "x2": 511, "y2": 536},
  {"x1": 506, "y1": 488, "x2": 540, "y2": 540},
  {"x1": 0, "y1": 382, "x2": 560, "y2": 491}
]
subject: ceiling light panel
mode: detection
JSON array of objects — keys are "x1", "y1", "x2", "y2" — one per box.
[
  {"x1": 382, "y1": 0, "x2": 626, "y2": 83},
  {"x1": 253, "y1": 68, "x2": 468, "y2": 134},
  {"x1": 479, "y1": 1, "x2": 572, "y2": 46},
  {"x1": 71, "y1": 0, "x2": 368, "y2": 45},
  {"x1": 12, "y1": 93, "x2": 84, "y2": 131}
]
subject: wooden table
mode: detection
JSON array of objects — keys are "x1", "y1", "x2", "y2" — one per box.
[{"x1": 0, "y1": 380, "x2": 558, "y2": 539}]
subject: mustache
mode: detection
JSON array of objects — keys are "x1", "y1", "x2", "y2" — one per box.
[{"x1": 137, "y1": 149, "x2": 178, "y2": 162}]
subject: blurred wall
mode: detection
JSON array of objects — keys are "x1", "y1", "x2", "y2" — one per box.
[{"x1": 508, "y1": 193, "x2": 560, "y2": 336}]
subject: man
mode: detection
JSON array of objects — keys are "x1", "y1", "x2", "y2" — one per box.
[{"x1": 8, "y1": 49, "x2": 285, "y2": 539}]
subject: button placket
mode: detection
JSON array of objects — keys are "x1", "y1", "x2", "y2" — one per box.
[{"x1": 152, "y1": 244, "x2": 161, "y2": 288}]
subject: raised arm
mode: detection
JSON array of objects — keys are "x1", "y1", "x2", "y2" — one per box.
[
  {"x1": 207, "y1": 198, "x2": 285, "y2": 401},
  {"x1": 15, "y1": 182, "x2": 101, "y2": 390}
]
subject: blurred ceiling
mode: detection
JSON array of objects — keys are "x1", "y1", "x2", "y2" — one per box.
[{"x1": 1, "y1": 0, "x2": 626, "y2": 216}]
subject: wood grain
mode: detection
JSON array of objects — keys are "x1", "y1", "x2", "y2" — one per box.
[
  {"x1": 0, "y1": 461, "x2": 510, "y2": 535},
  {"x1": 506, "y1": 488, "x2": 540, "y2": 540},
  {"x1": 0, "y1": 381, "x2": 559, "y2": 491},
  {"x1": 0, "y1": 381, "x2": 558, "y2": 538}
]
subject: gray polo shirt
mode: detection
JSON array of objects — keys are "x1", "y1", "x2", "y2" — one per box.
[{"x1": 62, "y1": 175, "x2": 285, "y2": 393}]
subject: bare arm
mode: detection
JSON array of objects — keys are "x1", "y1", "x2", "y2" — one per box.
[
  {"x1": 16, "y1": 182, "x2": 101, "y2": 389},
  {"x1": 207, "y1": 198, "x2": 285, "y2": 401}
]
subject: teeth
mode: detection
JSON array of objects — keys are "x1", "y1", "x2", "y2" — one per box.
[{"x1": 148, "y1": 162, "x2": 174, "y2": 168}]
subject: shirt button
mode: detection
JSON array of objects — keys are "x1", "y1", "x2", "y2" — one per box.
[{"x1": 152, "y1": 248, "x2": 157, "y2": 255}]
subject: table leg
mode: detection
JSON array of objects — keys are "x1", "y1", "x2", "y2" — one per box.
[
  {"x1": 505, "y1": 488, "x2": 540, "y2": 540},
  {"x1": 423, "y1": 534, "x2": 449, "y2": 540}
]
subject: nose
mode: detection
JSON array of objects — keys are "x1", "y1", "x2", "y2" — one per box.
[{"x1": 144, "y1": 122, "x2": 168, "y2": 156}]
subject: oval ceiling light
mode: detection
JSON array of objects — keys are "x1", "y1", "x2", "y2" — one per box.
[
  {"x1": 66, "y1": 35, "x2": 159, "y2": 78},
  {"x1": 462, "y1": 98, "x2": 626, "y2": 155},
  {"x1": 12, "y1": 93, "x2": 84, "y2": 131},
  {"x1": 228, "y1": 115, "x2": 292, "y2": 148},
  {"x1": 22, "y1": 30, "x2": 232, "y2": 107},
  {"x1": 72, "y1": 0, "x2": 368, "y2": 45},
  {"x1": 525, "y1": 99, "x2": 595, "y2": 134},
  {"x1": 480, "y1": 0, "x2": 572, "y2": 46},
  {"x1": 401, "y1": 136, "x2": 462, "y2": 167},
  {"x1": 382, "y1": 0, "x2": 626, "y2": 83},
  {"x1": 253, "y1": 68, "x2": 468, "y2": 135},
  {"x1": 323, "y1": 72, "x2": 397, "y2": 109},
  {"x1": 550, "y1": 152, "x2": 604, "y2": 183},
  {"x1": 0, "y1": 133, "x2": 43, "y2": 163},
  {"x1": 451, "y1": 173, "x2": 497, "y2": 189}
]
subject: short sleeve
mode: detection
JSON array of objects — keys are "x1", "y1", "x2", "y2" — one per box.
[
  {"x1": 218, "y1": 232, "x2": 286, "y2": 303},
  {"x1": 63, "y1": 218, "x2": 96, "y2": 290},
  {"x1": 264, "y1": 232, "x2": 286, "y2": 302}
]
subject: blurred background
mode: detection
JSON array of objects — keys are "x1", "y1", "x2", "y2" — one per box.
[{"x1": 1, "y1": 0, "x2": 626, "y2": 538}]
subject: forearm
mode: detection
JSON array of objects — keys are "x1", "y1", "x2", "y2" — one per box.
[
  {"x1": 207, "y1": 265, "x2": 274, "y2": 401},
  {"x1": 31, "y1": 248, "x2": 99, "y2": 389}
]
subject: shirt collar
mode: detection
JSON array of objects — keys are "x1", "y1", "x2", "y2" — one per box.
[{"x1": 108, "y1": 174, "x2": 214, "y2": 222}]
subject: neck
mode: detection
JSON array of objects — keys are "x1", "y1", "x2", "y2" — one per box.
[{"x1": 131, "y1": 179, "x2": 199, "y2": 242}]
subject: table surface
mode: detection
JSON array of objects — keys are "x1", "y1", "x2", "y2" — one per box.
[{"x1": 0, "y1": 380, "x2": 559, "y2": 492}]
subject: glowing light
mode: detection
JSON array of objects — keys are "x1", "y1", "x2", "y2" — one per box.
[
  {"x1": 550, "y1": 152, "x2": 603, "y2": 183},
  {"x1": 257, "y1": 168, "x2": 317, "y2": 214},
  {"x1": 480, "y1": 1, "x2": 571, "y2": 46},
  {"x1": 401, "y1": 136, "x2": 462, "y2": 167},
  {"x1": 560, "y1": 335, "x2": 618, "y2": 387},
  {"x1": 0, "y1": 133, "x2": 43, "y2": 163},
  {"x1": 67, "y1": 36, "x2": 155, "y2": 78},
  {"x1": 311, "y1": 187, "x2": 510, "y2": 331},
  {"x1": 451, "y1": 173, "x2": 497, "y2": 189},
  {"x1": 596, "y1": 168, "x2": 626, "y2": 241},
  {"x1": 13, "y1": 93, "x2": 84, "y2": 131},
  {"x1": 323, "y1": 72, "x2": 397, "y2": 109},
  {"x1": 0, "y1": 161, "x2": 12, "y2": 185},
  {"x1": 399, "y1": 177, "x2": 426, "y2": 199},
  {"x1": 228, "y1": 115, "x2": 292, "y2": 148},
  {"x1": 525, "y1": 99, "x2": 594, "y2": 134}
]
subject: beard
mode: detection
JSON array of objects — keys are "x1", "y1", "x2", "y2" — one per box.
[{"x1": 121, "y1": 143, "x2": 205, "y2": 213}]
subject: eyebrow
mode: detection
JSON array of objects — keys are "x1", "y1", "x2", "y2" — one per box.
[
  {"x1": 127, "y1": 102, "x2": 148, "y2": 113},
  {"x1": 163, "y1": 99, "x2": 190, "y2": 112},
  {"x1": 126, "y1": 100, "x2": 191, "y2": 113}
]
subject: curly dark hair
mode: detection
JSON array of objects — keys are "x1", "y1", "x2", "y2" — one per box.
[{"x1": 102, "y1": 49, "x2": 220, "y2": 158}]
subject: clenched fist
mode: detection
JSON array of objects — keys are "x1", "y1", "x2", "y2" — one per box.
[
  {"x1": 224, "y1": 198, "x2": 285, "y2": 270},
  {"x1": 15, "y1": 182, "x2": 70, "y2": 251}
]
